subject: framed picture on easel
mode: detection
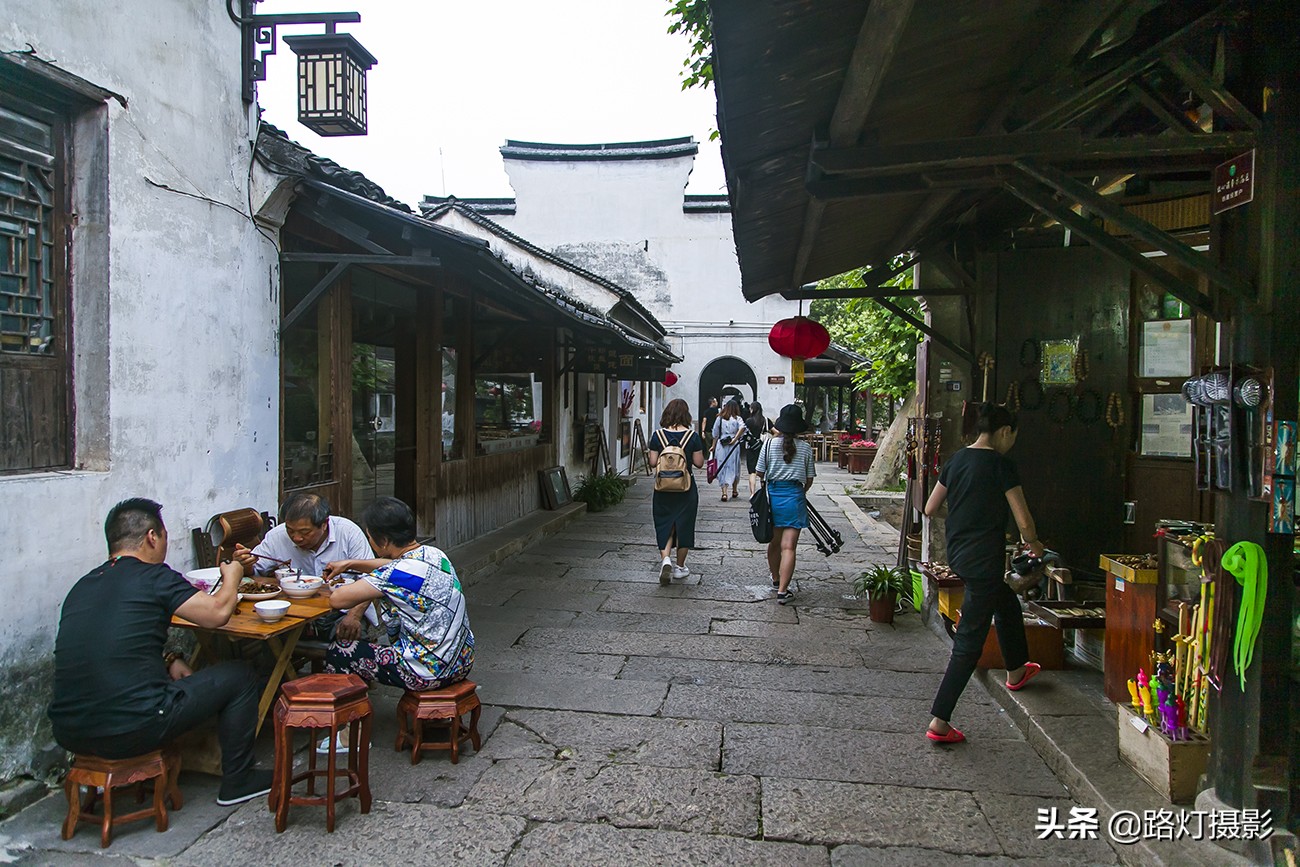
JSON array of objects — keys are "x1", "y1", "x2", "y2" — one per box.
[{"x1": 539, "y1": 466, "x2": 572, "y2": 510}]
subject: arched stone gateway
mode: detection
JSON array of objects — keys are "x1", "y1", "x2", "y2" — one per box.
[{"x1": 698, "y1": 356, "x2": 757, "y2": 419}]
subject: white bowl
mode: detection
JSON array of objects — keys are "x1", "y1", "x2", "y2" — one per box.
[
  {"x1": 280, "y1": 576, "x2": 324, "y2": 599},
  {"x1": 253, "y1": 600, "x2": 291, "y2": 623},
  {"x1": 184, "y1": 567, "x2": 223, "y2": 593}
]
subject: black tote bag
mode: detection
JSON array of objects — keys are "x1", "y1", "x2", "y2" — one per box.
[{"x1": 749, "y1": 485, "x2": 773, "y2": 543}]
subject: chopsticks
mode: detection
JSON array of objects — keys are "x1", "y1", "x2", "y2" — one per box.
[{"x1": 251, "y1": 552, "x2": 293, "y2": 568}]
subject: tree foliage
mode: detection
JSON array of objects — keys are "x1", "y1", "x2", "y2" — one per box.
[
  {"x1": 809, "y1": 262, "x2": 921, "y2": 404},
  {"x1": 665, "y1": 0, "x2": 713, "y2": 91}
]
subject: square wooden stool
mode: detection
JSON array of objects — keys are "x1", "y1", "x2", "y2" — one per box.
[
  {"x1": 270, "y1": 673, "x2": 372, "y2": 833},
  {"x1": 395, "y1": 680, "x2": 482, "y2": 764},
  {"x1": 62, "y1": 747, "x2": 182, "y2": 848}
]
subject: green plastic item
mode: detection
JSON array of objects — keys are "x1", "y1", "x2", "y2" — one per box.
[
  {"x1": 1221, "y1": 541, "x2": 1268, "y2": 691},
  {"x1": 910, "y1": 569, "x2": 924, "y2": 612}
]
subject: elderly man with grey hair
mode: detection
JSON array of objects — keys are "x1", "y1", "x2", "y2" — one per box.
[{"x1": 234, "y1": 493, "x2": 373, "y2": 639}]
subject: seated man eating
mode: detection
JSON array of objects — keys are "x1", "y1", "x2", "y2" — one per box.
[
  {"x1": 49, "y1": 498, "x2": 273, "y2": 806},
  {"x1": 233, "y1": 492, "x2": 373, "y2": 640},
  {"x1": 323, "y1": 497, "x2": 474, "y2": 693}
]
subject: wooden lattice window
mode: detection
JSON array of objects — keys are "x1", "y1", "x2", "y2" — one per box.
[{"x1": 0, "y1": 90, "x2": 68, "y2": 471}]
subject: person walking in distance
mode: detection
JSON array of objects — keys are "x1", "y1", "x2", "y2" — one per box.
[
  {"x1": 743, "y1": 401, "x2": 774, "y2": 498},
  {"x1": 648, "y1": 398, "x2": 706, "y2": 585},
  {"x1": 925, "y1": 402, "x2": 1045, "y2": 744},
  {"x1": 701, "y1": 397, "x2": 720, "y2": 453},
  {"x1": 755, "y1": 405, "x2": 816, "y2": 605},
  {"x1": 711, "y1": 399, "x2": 745, "y2": 501}
]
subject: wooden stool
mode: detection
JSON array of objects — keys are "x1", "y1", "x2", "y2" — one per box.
[
  {"x1": 395, "y1": 680, "x2": 482, "y2": 765},
  {"x1": 62, "y1": 747, "x2": 182, "y2": 848},
  {"x1": 270, "y1": 673, "x2": 372, "y2": 833}
]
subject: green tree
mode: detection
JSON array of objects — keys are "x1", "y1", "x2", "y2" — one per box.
[
  {"x1": 665, "y1": 0, "x2": 713, "y2": 91},
  {"x1": 809, "y1": 263, "x2": 920, "y2": 404}
]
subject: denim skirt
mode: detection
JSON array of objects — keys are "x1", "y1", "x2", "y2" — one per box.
[{"x1": 767, "y1": 481, "x2": 808, "y2": 529}]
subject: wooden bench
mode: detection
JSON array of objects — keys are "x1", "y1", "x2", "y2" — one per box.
[
  {"x1": 62, "y1": 748, "x2": 182, "y2": 848},
  {"x1": 394, "y1": 680, "x2": 482, "y2": 764}
]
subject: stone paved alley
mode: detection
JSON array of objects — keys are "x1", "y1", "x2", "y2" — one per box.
[{"x1": 1, "y1": 466, "x2": 1121, "y2": 865}]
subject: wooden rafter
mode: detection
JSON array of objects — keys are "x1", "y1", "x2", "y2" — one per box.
[
  {"x1": 1011, "y1": 159, "x2": 1252, "y2": 299},
  {"x1": 790, "y1": 0, "x2": 916, "y2": 287},
  {"x1": 1001, "y1": 174, "x2": 1215, "y2": 317},
  {"x1": 874, "y1": 297, "x2": 973, "y2": 364},
  {"x1": 1161, "y1": 49, "x2": 1262, "y2": 132}
]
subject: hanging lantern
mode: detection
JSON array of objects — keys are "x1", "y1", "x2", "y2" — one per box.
[
  {"x1": 663, "y1": 370, "x2": 679, "y2": 387},
  {"x1": 768, "y1": 316, "x2": 830, "y2": 384},
  {"x1": 284, "y1": 32, "x2": 378, "y2": 136}
]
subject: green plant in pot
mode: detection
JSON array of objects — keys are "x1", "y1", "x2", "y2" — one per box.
[
  {"x1": 572, "y1": 471, "x2": 629, "y2": 513},
  {"x1": 854, "y1": 564, "x2": 906, "y2": 623}
]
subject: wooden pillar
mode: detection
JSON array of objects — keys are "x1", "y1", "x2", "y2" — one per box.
[
  {"x1": 412, "y1": 284, "x2": 440, "y2": 536},
  {"x1": 326, "y1": 273, "x2": 352, "y2": 516},
  {"x1": 1204, "y1": 9, "x2": 1298, "y2": 820},
  {"x1": 848, "y1": 388, "x2": 857, "y2": 433}
]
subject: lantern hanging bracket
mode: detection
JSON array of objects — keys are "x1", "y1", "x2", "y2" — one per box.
[{"x1": 228, "y1": 0, "x2": 362, "y2": 103}]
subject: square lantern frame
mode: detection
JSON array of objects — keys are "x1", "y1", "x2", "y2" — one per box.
[{"x1": 284, "y1": 33, "x2": 377, "y2": 137}]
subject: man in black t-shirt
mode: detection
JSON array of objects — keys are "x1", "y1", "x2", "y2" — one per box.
[
  {"x1": 701, "y1": 397, "x2": 720, "y2": 451},
  {"x1": 49, "y1": 498, "x2": 273, "y2": 806}
]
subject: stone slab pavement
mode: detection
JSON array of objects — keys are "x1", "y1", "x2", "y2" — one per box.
[{"x1": 0, "y1": 463, "x2": 1122, "y2": 865}]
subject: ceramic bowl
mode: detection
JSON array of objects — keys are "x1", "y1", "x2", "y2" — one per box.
[
  {"x1": 253, "y1": 599, "x2": 291, "y2": 623},
  {"x1": 184, "y1": 567, "x2": 223, "y2": 593},
  {"x1": 280, "y1": 576, "x2": 324, "y2": 599}
]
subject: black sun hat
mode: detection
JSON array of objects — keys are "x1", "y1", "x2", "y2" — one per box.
[{"x1": 774, "y1": 404, "x2": 810, "y2": 434}]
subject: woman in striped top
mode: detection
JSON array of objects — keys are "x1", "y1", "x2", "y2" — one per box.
[{"x1": 755, "y1": 404, "x2": 816, "y2": 605}]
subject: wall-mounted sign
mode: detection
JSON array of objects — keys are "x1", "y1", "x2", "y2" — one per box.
[
  {"x1": 767, "y1": 375, "x2": 786, "y2": 385},
  {"x1": 1212, "y1": 150, "x2": 1255, "y2": 215}
]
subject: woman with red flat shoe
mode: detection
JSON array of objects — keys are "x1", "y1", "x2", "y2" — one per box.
[{"x1": 924, "y1": 403, "x2": 1045, "y2": 744}]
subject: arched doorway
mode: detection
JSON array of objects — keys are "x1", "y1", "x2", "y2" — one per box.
[{"x1": 698, "y1": 356, "x2": 757, "y2": 421}]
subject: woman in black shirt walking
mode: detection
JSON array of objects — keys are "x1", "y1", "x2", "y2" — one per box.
[{"x1": 924, "y1": 403, "x2": 1045, "y2": 743}]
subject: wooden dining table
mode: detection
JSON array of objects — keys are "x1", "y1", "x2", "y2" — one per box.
[{"x1": 171, "y1": 593, "x2": 334, "y2": 734}]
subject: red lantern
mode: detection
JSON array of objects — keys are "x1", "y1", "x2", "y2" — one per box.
[
  {"x1": 663, "y1": 370, "x2": 679, "y2": 387},
  {"x1": 768, "y1": 316, "x2": 830, "y2": 383}
]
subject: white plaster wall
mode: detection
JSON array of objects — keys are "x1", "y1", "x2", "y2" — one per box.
[
  {"x1": 493, "y1": 148, "x2": 798, "y2": 426},
  {"x1": 0, "y1": 2, "x2": 280, "y2": 776}
]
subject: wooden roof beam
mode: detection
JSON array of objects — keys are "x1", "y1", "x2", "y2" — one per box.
[
  {"x1": 1127, "y1": 77, "x2": 1205, "y2": 135},
  {"x1": 1002, "y1": 175, "x2": 1215, "y2": 317},
  {"x1": 781, "y1": 254, "x2": 921, "y2": 300},
  {"x1": 1012, "y1": 159, "x2": 1252, "y2": 300},
  {"x1": 1161, "y1": 49, "x2": 1262, "y2": 132},
  {"x1": 1018, "y1": 3, "x2": 1227, "y2": 132},
  {"x1": 783, "y1": 285, "x2": 969, "y2": 301},
  {"x1": 874, "y1": 297, "x2": 973, "y2": 364},
  {"x1": 791, "y1": 0, "x2": 916, "y2": 288},
  {"x1": 813, "y1": 131, "x2": 1253, "y2": 177}
]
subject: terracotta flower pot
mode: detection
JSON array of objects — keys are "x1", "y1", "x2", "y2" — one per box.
[{"x1": 869, "y1": 592, "x2": 896, "y2": 623}]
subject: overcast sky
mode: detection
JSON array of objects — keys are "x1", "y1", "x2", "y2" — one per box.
[{"x1": 255, "y1": 0, "x2": 724, "y2": 205}]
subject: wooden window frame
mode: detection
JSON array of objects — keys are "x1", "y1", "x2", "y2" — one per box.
[{"x1": 0, "y1": 86, "x2": 71, "y2": 473}]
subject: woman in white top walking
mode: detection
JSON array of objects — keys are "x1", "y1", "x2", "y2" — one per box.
[
  {"x1": 711, "y1": 400, "x2": 745, "y2": 501},
  {"x1": 755, "y1": 404, "x2": 816, "y2": 604}
]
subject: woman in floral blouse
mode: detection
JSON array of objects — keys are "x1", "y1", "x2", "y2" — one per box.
[{"x1": 323, "y1": 497, "x2": 474, "y2": 692}]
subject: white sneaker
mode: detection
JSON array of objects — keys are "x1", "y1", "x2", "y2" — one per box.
[
  {"x1": 315, "y1": 732, "x2": 371, "y2": 755},
  {"x1": 672, "y1": 565, "x2": 691, "y2": 579},
  {"x1": 658, "y1": 557, "x2": 672, "y2": 586}
]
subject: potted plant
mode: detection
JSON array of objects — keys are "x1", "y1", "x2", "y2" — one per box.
[
  {"x1": 845, "y1": 439, "x2": 879, "y2": 474},
  {"x1": 854, "y1": 564, "x2": 905, "y2": 623}
]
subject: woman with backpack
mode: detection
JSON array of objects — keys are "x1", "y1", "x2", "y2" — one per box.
[
  {"x1": 743, "y1": 401, "x2": 774, "y2": 498},
  {"x1": 755, "y1": 404, "x2": 816, "y2": 605},
  {"x1": 711, "y1": 400, "x2": 745, "y2": 501},
  {"x1": 648, "y1": 398, "x2": 707, "y2": 586}
]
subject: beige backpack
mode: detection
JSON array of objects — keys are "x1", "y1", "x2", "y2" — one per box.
[{"x1": 653, "y1": 429, "x2": 692, "y2": 492}]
